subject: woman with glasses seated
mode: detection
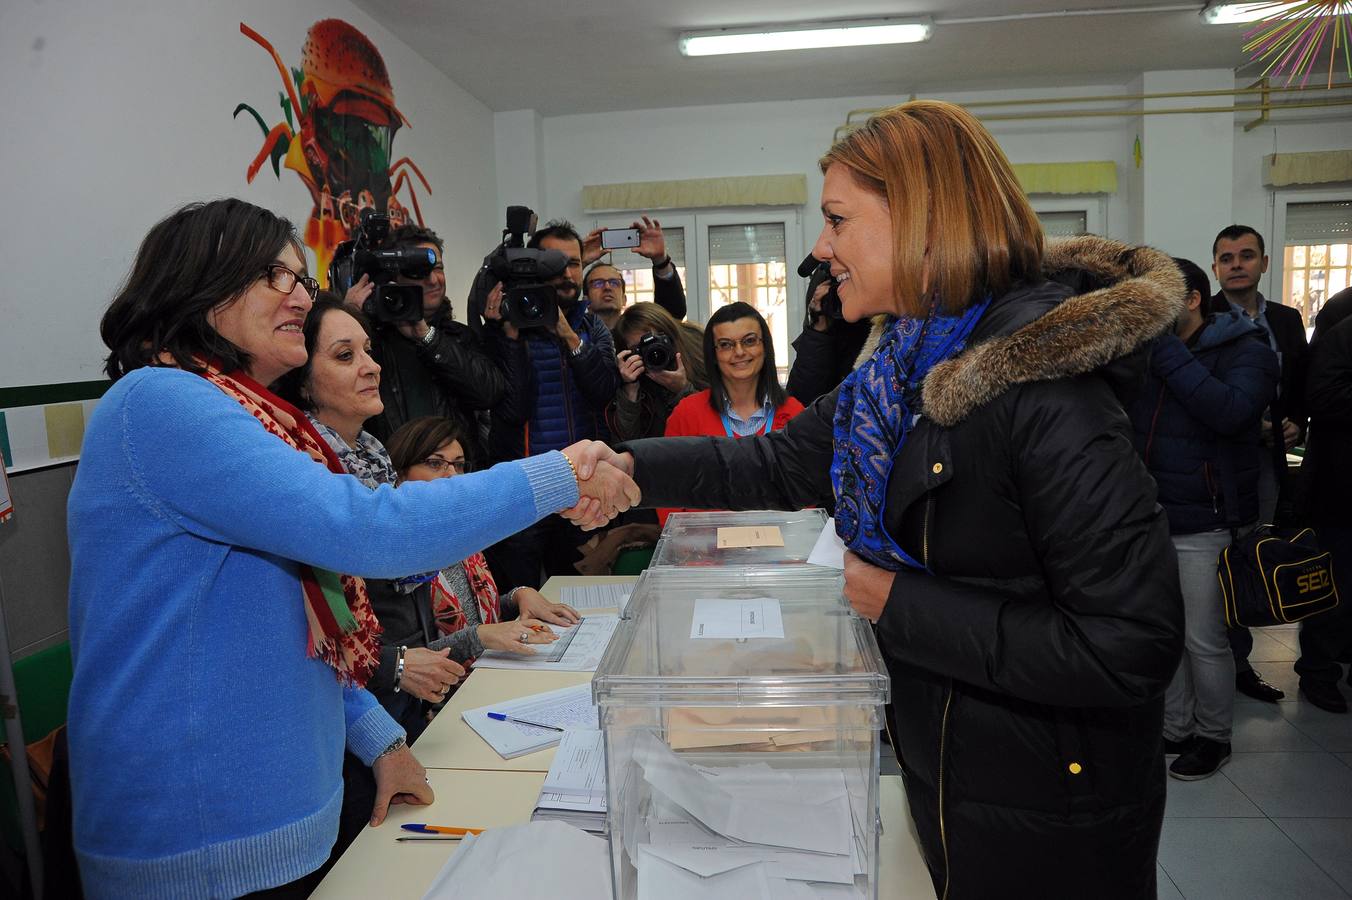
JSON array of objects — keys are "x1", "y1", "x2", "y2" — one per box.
[
  {"x1": 275, "y1": 306, "x2": 579, "y2": 739},
  {"x1": 658, "y1": 301, "x2": 804, "y2": 524},
  {"x1": 388, "y1": 416, "x2": 581, "y2": 662},
  {"x1": 70, "y1": 199, "x2": 637, "y2": 897}
]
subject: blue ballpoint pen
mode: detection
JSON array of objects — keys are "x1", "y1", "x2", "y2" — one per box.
[{"x1": 486, "y1": 712, "x2": 564, "y2": 731}]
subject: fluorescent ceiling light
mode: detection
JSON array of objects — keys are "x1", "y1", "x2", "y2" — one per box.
[
  {"x1": 679, "y1": 19, "x2": 932, "y2": 57},
  {"x1": 1203, "y1": 1, "x2": 1351, "y2": 25}
]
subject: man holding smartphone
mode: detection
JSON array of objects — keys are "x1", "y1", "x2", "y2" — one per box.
[{"x1": 582, "y1": 215, "x2": 687, "y2": 330}]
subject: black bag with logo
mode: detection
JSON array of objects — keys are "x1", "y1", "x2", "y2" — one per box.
[
  {"x1": 1219, "y1": 525, "x2": 1339, "y2": 628},
  {"x1": 1215, "y1": 445, "x2": 1339, "y2": 628}
]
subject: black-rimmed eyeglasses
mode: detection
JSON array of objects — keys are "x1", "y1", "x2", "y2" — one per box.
[
  {"x1": 420, "y1": 456, "x2": 469, "y2": 474},
  {"x1": 262, "y1": 264, "x2": 320, "y2": 298}
]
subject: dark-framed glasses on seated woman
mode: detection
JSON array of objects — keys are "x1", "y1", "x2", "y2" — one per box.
[
  {"x1": 714, "y1": 333, "x2": 761, "y2": 353},
  {"x1": 421, "y1": 455, "x2": 469, "y2": 474},
  {"x1": 262, "y1": 263, "x2": 320, "y2": 297}
]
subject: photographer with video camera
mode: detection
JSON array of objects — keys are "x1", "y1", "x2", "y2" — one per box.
[
  {"x1": 480, "y1": 213, "x2": 622, "y2": 587},
  {"x1": 608, "y1": 302, "x2": 707, "y2": 442},
  {"x1": 786, "y1": 253, "x2": 873, "y2": 406},
  {"x1": 335, "y1": 217, "x2": 504, "y2": 464}
]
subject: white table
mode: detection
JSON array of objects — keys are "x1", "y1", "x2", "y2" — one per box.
[{"x1": 314, "y1": 575, "x2": 936, "y2": 899}]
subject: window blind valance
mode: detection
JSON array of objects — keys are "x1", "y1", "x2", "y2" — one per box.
[{"x1": 583, "y1": 175, "x2": 807, "y2": 212}]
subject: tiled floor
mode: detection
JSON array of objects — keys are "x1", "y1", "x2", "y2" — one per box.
[{"x1": 1156, "y1": 624, "x2": 1352, "y2": 900}]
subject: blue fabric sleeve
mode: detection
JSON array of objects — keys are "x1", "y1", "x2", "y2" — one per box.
[
  {"x1": 342, "y1": 686, "x2": 404, "y2": 765},
  {"x1": 118, "y1": 369, "x2": 580, "y2": 579},
  {"x1": 1150, "y1": 335, "x2": 1279, "y2": 436}
]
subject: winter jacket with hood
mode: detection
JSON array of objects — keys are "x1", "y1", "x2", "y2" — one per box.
[
  {"x1": 1129, "y1": 311, "x2": 1278, "y2": 534},
  {"x1": 620, "y1": 236, "x2": 1187, "y2": 900}
]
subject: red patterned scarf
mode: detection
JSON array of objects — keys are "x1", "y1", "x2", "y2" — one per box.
[
  {"x1": 430, "y1": 552, "x2": 502, "y2": 646},
  {"x1": 193, "y1": 361, "x2": 383, "y2": 686}
]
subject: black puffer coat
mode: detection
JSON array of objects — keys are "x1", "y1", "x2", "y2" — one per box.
[{"x1": 623, "y1": 236, "x2": 1186, "y2": 900}]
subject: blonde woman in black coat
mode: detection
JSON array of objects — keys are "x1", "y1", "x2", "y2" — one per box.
[{"x1": 609, "y1": 101, "x2": 1186, "y2": 899}]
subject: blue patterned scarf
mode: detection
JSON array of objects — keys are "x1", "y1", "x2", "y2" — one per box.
[{"x1": 831, "y1": 298, "x2": 989, "y2": 571}]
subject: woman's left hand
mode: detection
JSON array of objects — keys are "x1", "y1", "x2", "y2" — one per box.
[
  {"x1": 843, "y1": 550, "x2": 896, "y2": 624},
  {"x1": 370, "y1": 745, "x2": 433, "y2": 826},
  {"x1": 646, "y1": 352, "x2": 688, "y2": 395},
  {"x1": 514, "y1": 587, "x2": 582, "y2": 626}
]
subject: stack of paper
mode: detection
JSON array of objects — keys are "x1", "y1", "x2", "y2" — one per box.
[
  {"x1": 560, "y1": 582, "x2": 631, "y2": 612},
  {"x1": 532, "y1": 728, "x2": 607, "y2": 834},
  {"x1": 422, "y1": 820, "x2": 609, "y2": 900},
  {"x1": 629, "y1": 733, "x2": 865, "y2": 899},
  {"x1": 474, "y1": 614, "x2": 620, "y2": 671},
  {"x1": 461, "y1": 683, "x2": 597, "y2": 759}
]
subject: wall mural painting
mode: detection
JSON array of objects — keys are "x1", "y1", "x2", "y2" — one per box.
[{"x1": 234, "y1": 19, "x2": 431, "y2": 285}]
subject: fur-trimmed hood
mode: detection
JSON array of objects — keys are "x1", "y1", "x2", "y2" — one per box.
[{"x1": 853, "y1": 235, "x2": 1186, "y2": 427}]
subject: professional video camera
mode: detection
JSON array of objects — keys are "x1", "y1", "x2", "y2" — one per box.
[
  {"x1": 635, "y1": 332, "x2": 677, "y2": 371},
  {"x1": 798, "y1": 252, "x2": 844, "y2": 322},
  {"x1": 486, "y1": 206, "x2": 568, "y2": 330},
  {"x1": 328, "y1": 210, "x2": 436, "y2": 323}
]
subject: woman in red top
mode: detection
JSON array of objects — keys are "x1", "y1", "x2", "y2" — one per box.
[{"x1": 660, "y1": 302, "x2": 804, "y2": 524}]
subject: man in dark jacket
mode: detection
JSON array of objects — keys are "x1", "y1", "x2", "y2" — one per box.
[
  {"x1": 613, "y1": 235, "x2": 1185, "y2": 900},
  {"x1": 345, "y1": 225, "x2": 506, "y2": 465},
  {"x1": 1295, "y1": 284, "x2": 1352, "y2": 713},
  {"x1": 481, "y1": 219, "x2": 621, "y2": 587},
  {"x1": 1210, "y1": 224, "x2": 1310, "y2": 703},
  {"x1": 1130, "y1": 257, "x2": 1279, "y2": 779}
]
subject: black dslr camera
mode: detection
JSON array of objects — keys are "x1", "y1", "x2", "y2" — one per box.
[
  {"x1": 799, "y1": 252, "x2": 844, "y2": 322},
  {"x1": 328, "y1": 210, "x2": 436, "y2": 323},
  {"x1": 486, "y1": 206, "x2": 568, "y2": 330},
  {"x1": 636, "y1": 332, "x2": 677, "y2": 371}
]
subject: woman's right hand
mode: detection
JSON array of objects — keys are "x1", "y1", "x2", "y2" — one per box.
[
  {"x1": 399, "y1": 647, "x2": 466, "y2": 703},
  {"x1": 476, "y1": 618, "x2": 559, "y2": 654}
]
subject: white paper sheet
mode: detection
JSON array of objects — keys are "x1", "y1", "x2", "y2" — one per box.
[
  {"x1": 633, "y1": 734, "x2": 850, "y2": 855},
  {"x1": 475, "y1": 614, "x2": 620, "y2": 671},
  {"x1": 541, "y1": 729, "x2": 606, "y2": 800},
  {"x1": 461, "y1": 683, "x2": 597, "y2": 758},
  {"x1": 560, "y1": 582, "x2": 631, "y2": 611},
  {"x1": 807, "y1": 517, "x2": 847, "y2": 569},
  {"x1": 422, "y1": 821, "x2": 609, "y2": 900},
  {"x1": 689, "y1": 598, "x2": 785, "y2": 640}
]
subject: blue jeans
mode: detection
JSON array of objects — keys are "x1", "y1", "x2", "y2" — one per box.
[{"x1": 1164, "y1": 529, "x2": 1236, "y2": 743}]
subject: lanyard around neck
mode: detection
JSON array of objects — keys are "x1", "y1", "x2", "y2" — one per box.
[{"x1": 721, "y1": 408, "x2": 772, "y2": 438}]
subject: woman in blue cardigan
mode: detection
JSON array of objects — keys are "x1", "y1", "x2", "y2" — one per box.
[{"x1": 67, "y1": 198, "x2": 637, "y2": 899}]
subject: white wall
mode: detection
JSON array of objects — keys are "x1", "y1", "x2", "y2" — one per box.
[
  {"x1": 504, "y1": 75, "x2": 1348, "y2": 309},
  {"x1": 0, "y1": 0, "x2": 498, "y2": 388},
  {"x1": 531, "y1": 84, "x2": 1139, "y2": 265}
]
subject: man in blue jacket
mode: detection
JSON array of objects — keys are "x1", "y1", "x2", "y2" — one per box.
[
  {"x1": 481, "y1": 219, "x2": 621, "y2": 587},
  {"x1": 1130, "y1": 257, "x2": 1279, "y2": 780}
]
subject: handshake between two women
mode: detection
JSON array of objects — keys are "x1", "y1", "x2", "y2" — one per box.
[{"x1": 558, "y1": 442, "x2": 640, "y2": 530}]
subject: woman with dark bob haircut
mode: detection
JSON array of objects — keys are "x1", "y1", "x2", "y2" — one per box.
[
  {"x1": 68, "y1": 198, "x2": 637, "y2": 897},
  {"x1": 656, "y1": 301, "x2": 803, "y2": 524},
  {"x1": 608, "y1": 102, "x2": 1186, "y2": 898}
]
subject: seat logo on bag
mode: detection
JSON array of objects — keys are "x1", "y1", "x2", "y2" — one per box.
[{"x1": 1296, "y1": 570, "x2": 1332, "y2": 594}]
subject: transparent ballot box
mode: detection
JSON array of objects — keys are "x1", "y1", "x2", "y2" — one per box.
[
  {"x1": 592, "y1": 568, "x2": 890, "y2": 899},
  {"x1": 650, "y1": 509, "x2": 830, "y2": 569}
]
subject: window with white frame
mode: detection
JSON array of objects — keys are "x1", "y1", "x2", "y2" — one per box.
[
  {"x1": 1282, "y1": 199, "x2": 1352, "y2": 328},
  {"x1": 1037, "y1": 210, "x2": 1089, "y2": 236}
]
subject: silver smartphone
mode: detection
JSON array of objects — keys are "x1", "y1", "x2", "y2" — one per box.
[{"x1": 601, "y1": 227, "x2": 641, "y2": 250}]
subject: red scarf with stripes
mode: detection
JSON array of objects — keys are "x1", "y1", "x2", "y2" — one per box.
[{"x1": 193, "y1": 361, "x2": 382, "y2": 686}]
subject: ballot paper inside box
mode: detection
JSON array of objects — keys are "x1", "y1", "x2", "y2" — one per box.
[
  {"x1": 592, "y1": 568, "x2": 890, "y2": 900},
  {"x1": 650, "y1": 509, "x2": 831, "y2": 570}
]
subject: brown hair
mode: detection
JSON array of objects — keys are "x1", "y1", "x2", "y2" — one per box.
[
  {"x1": 386, "y1": 416, "x2": 468, "y2": 478},
  {"x1": 819, "y1": 100, "x2": 1043, "y2": 316},
  {"x1": 615, "y1": 302, "x2": 708, "y2": 391}
]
